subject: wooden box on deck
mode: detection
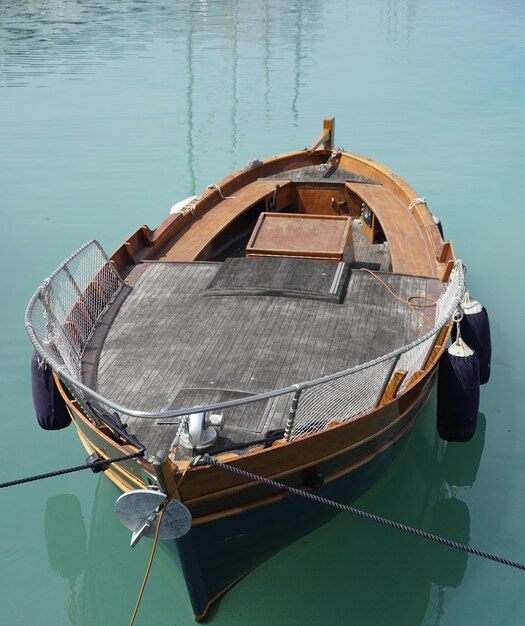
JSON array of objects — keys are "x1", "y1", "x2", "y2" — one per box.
[{"x1": 246, "y1": 212, "x2": 354, "y2": 262}]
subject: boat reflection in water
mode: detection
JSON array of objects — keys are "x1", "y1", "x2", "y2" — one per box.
[{"x1": 44, "y1": 406, "x2": 486, "y2": 625}]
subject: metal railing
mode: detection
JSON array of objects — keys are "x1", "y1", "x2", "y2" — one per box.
[{"x1": 25, "y1": 240, "x2": 465, "y2": 447}]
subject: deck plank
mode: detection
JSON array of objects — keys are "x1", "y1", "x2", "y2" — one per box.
[{"x1": 351, "y1": 220, "x2": 391, "y2": 271}]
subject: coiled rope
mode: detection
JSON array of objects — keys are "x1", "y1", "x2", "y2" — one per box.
[
  {"x1": 200, "y1": 454, "x2": 525, "y2": 572},
  {"x1": 359, "y1": 268, "x2": 436, "y2": 327}
]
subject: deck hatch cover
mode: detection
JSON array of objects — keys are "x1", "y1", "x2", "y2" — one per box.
[{"x1": 205, "y1": 257, "x2": 349, "y2": 303}]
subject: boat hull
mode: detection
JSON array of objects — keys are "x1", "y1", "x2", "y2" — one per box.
[{"x1": 172, "y1": 378, "x2": 435, "y2": 619}]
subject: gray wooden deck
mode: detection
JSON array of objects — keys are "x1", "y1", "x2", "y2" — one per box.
[
  {"x1": 351, "y1": 219, "x2": 391, "y2": 271},
  {"x1": 93, "y1": 258, "x2": 438, "y2": 456}
]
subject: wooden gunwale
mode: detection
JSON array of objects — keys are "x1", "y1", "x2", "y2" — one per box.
[
  {"x1": 190, "y1": 374, "x2": 432, "y2": 525},
  {"x1": 60, "y1": 274, "x2": 452, "y2": 505},
  {"x1": 76, "y1": 429, "x2": 142, "y2": 492},
  {"x1": 181, "y1": 368, "x2": 435, "y2": 510},
  {"x1": 159, "y1": 179, "x2": 294, "y2": 262},
  {"x1": 171, "y1": 315, "x2": 450, "y2": 506},
  {"x1": 173, "y1": 363, "x2": 437, "y2": 502}
]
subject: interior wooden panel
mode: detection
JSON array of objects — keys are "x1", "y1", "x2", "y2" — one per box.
[{"x1": 295, "y1": 186, "x2": 342, "y2": 216}]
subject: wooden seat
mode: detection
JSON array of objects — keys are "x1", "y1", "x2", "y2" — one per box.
[
  {"x1": 345, "y1": 182, "x2": 436, "y2": 277},
  {"x1": 160, "y1": 179, "x2": 292, "y2": 261}
]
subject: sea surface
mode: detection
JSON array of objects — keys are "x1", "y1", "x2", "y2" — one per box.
[{"x1": 1, "y1": 1, "x2": 525, "y2": 624}]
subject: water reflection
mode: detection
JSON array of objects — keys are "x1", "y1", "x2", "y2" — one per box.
[
  {"x1": 44, "y1": 494, "x2": 87, "y2": 625},
  {"x1": 0, "y1": 0, "x2": 170, "y2": 86},
  {"x1": 1, "y1": 0, "x2": 324, "y2": 198},
  {"x1": 384, "y1": 0, "x2": 418, "y2": 47},
  {"x1": 45, "y1": 494, "x2": 87, "y2": 581},
  {"x1": 44, "y1": 479, "x2": 184, "y2": 626},
  {"x1": 423, "y1": 412, "x2": 486, "y2": 625},
  {"x1": 269, "y1": 405, "x2": 487, "y2": 626},
  {"x1": 441, "y1": 413, "x2": 486, "y2": 489}
]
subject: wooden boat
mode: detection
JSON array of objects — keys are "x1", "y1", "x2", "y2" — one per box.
[{"x1": 26, "y1": 119, "x2": 466, "y2": 620}]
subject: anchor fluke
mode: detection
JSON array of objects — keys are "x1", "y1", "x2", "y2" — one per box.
[{"x1": 115, "y1": 489, "x2": 192, "y2": 546}]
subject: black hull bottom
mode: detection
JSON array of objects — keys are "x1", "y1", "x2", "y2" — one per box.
[{"x1": 173, "y1": 422, "x2": 417, "y2": 620}]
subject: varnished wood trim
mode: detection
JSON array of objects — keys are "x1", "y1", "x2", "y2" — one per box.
[
  {"x1": 441, "y1": 259, "x2": 455, "y2": 281},
  {"x1": 76, "y1": 429, "x2": 143, "y2": 492},
  {"x1": 109, "y1": 145, "x2": 455, "y2": 276},
  {"x1": 191, "y1": 390, "x2": 424, "y2": 525},
  {"x1": 405, "y1": 369, "x2": 425, "y2": 388},
  {"x1": 307, "y1": 117, "x2": 335, "y2": 154},
  {"x1": 423, "y1": 325, "x2": 450, "y2": 370},
  {"x1": 183, "y1": 383, "x2": 427, "y2": 508},
  {"x1": 379, "y1": 370, "x2": 408, "y2": 406},
  {"x1": 54, "y1": 374, "x2": 156, "y2": 485},
  {"x1": 438, "y1": 241, "x2": 452, "y2": 263}
]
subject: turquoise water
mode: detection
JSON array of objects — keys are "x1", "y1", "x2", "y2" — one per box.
[{"x1": 1, "y1": 1, "x2": 525, "y2": 623}]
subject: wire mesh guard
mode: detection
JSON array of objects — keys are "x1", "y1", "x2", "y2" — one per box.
[
  {"x1": 290, "y1": 263, "x2": 465, "y2": 438},
  {"x1": 25, "y1": 239, "x2": 465, "y2": 447},
  {"x1": 25, "y1": 240, "x2": 124, "y2": 381}
]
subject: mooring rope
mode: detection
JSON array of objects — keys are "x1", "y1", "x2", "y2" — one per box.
[
  {"x1": 0, "y1": 450, "x2": 145, "y2": 489},
  {"x1": 408, "y1": 197, "x2": 427, "y2": 211},
  {"x1": 207, "y1": 183, "x2": 236, "y2": 200},
  {"x1": 200, "y1": 454, "x2": 525, "y2": 572},
  {"x1": 129, "y1": 503, "x2": 166, "y2": 626}
]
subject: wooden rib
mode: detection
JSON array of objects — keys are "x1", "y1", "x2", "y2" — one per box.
[
  {"x1": 438, "y1": 241, "x2": 452, "y2": 263},
  {"x1": 441, "y1": 260, "x2": 454, "y2": 281},
  {"x1": 124, "y1": 242, "x2": 135, "y2": 264},
  {"x1": 379, "y1": 370, "x2": 408, "y2": 406},
  {"x1": 140, "y1": 225, "x2": 152, "y2": 245},
  {"x1": 405, "y1": 369, "x2": 425, "y2": 388},
  {"x1": 423, "y1": 325, "x2": 450, "y2": 370}
]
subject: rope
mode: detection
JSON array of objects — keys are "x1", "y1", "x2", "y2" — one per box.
[
  {"x1": 359, "y1": 268, "x2": 435, "y2": 327},
  {"x1": 0, "y1": 450, "x2": 145, "y2": 489},
  {"x1": 129, "y1": 504, "x2": 166, "y2": 626},
  {"x1": 207, "y1": 184, "x2": 236, "y2": 200},
  {"x1": 196, "y1": 430, "x2": 285, "y2": 456},
  {"x1": 408, "y1": 197, "x2": 427, "y2": 210},
  {"x1": 407, "y1": 295, "x2": 436, "y2": 308},
  {"x1": 201, "y1": 454, "x2": 525, "y2": 573}
]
